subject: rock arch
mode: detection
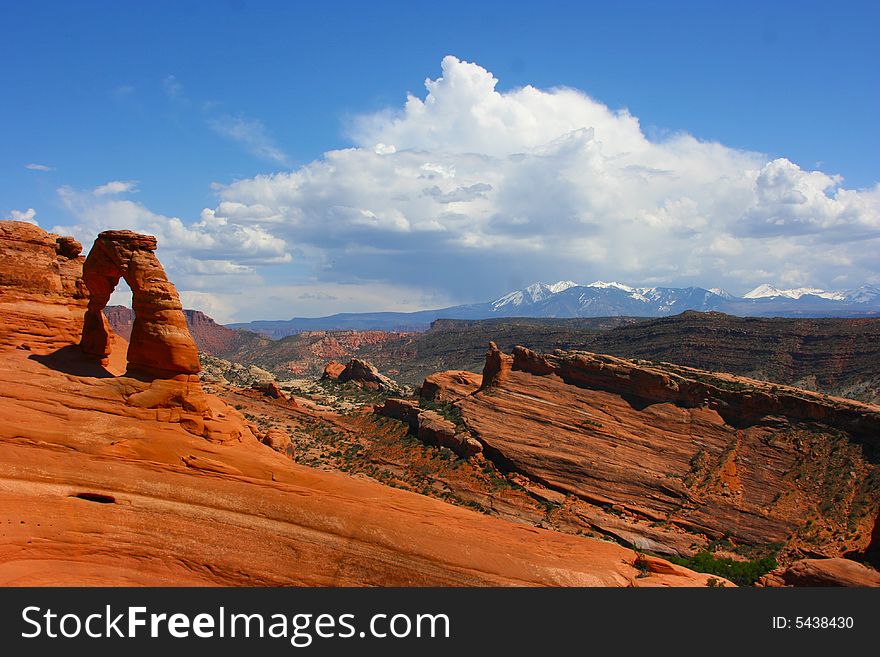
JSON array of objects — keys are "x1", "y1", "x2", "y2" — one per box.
[{"x1": 79, "y1": 230, "x2": 200, "y2": 377}]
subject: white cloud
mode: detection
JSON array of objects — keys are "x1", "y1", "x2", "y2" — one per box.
[
  {"x1": 93, "y1": 180, "x2": 138, "y2": 196},
  {"x1": 40, "y1": 57, "x2": 880, "y2": 320},
  {"x1": 6, "y1": 208, "x2": 38, "y2": 224},
  {"x1": 51, "y1": 183, "x2": 291, "y2": 310},
  {"x1": 25, "y1": 163, "x2": 54, "y2": 171},
  {"x1": 208, "y1": 114, "x2": 289, "y2": 166},
  {"x1": 200, "y1": 56, "x2": 878, "y2": 301}
]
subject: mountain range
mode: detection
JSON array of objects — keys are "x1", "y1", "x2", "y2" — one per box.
[{"x1": 230, "y1": 280, "x2": 880, "y2": 337}]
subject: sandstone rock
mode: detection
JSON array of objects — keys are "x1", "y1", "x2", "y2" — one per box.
[
  {"x1": 336, "y1": 358, "x2": 402, "y2": 393},
  {"x1": 80, "y1": 230, "x2": 200, "y2": 378},
  {"x1": 252, "y1": 380, "x2": 288, "y2": 401},
  {"x1": 421, "y1": 370, "x2": 481, "y2": 402},
  {"x1": 452, "y1": 345, "x2": 880, "y2": 555},
  {"x1": 0, "y1": 229, "x2": 728, "y2": 587},
  {"x1": 759, "y1": 558, "x2": 880, "y2": 587},
  {"x1": 480, "y1": 341, "x2": 513, "y2": 389},
  {"x1": 0, "y1": 221, "x2": 88, "y2": 351},
  {"x1": 261, "y1": 428, "x2": 293, "y2": 453},
  {"x1": 0, "y1": 344, "x2": 720, "y2": 587},
  {"x1": 322, "y1": 360, "x2": 346, "y2": 380},
  {"x1": 375, "y1": 398, "x2": 482, "y2": 458},
  {"x1": 375, "y1": 397, "x2": 421, "y2": 425},
  {"x1": 417, "y1": 410, "x2": 458, "y2": 447}
]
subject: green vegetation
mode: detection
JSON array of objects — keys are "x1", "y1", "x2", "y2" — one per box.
[
  {"x1": 668, "y1": 550, "x2": 778, "y2": 586},
  {"x1": 419, "y1": 399, "x2": 467, "y2": 432}
]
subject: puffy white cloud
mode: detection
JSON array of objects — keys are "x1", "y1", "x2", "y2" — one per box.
[
  {"x1": 25, "y1": 163, "x2": 54, "y2": 171},
  {"x1": 51, "y1": 183, "x2": 291, "y2": 307},
  {"x1": 44, "y1": 56, "x2": 880, "y2": 319},
  {"x1": 201, "y1": 57, "x2": 878, "y2": 302},
  {"x1": 6, "y1": 208, "x2": 38, "y2": 224}
]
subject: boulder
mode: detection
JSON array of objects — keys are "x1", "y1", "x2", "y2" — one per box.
[
  {"x1": 336, "y1": 358, "x2": 402, "y2": 393},
  {"x1": 252, "y1": 380, "x2": 288, "y2": 401},
  {"x1": 322, "y1": 360, "x2": 346, "y2": 380},
  {"x1": 375, "y1": 398, "x2": 421, "y2": 425},
  {"x1": 261, "y1": 428, "x2": 293, "y2": 453}
]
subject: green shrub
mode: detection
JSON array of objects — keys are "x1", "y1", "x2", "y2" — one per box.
[{"x1": 668, "y1": 550, "x2": 777, "y2": 586}]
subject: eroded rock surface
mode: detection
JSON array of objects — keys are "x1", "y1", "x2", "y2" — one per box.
[
  {"x1": 0, "y1": 221, "x2": 88, "y2": 351},
  {"x1": 759, "y1": 558, "x2": 880, "y2": 587},
  {"x1": 80, "y1": 230, "x2": 199, "y2": 377},
  {"x1": 437, "y1": 344, "x2": 880, "y2": 558},
  {"x1": 335, "y1": 358, "x2": 402, "y2": 393}
]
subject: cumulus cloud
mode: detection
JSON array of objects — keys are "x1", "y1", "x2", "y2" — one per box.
[
  {"x1": 200, "y1": 56, "x2": 878, "y2": 301},
  {"x1": 6, "y1": 208, "x2": 38, "y2": 224},
  {"x1": 208, "y1": 114, "x2": 289, "y2": 166},
  {"x1": 51, "y1": 183, "x2": 291, "y2": 309},
  {"x1": 25, "y1": 163, "x2": 54, "y2": 171},
  {"x1": 42, "y1": 56, "x2": 880, "y2": 319}
]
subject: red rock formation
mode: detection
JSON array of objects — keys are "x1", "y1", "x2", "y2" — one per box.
[
  {"x1": 0, "y1": 221, "x2": 88, "y2": 351},
  {"x1": 421, "y1": 370, "x2": 481, "y2": 402},
  {"x1": 251, "y1": 380, "x2": 295, "y2": 405},
  {"x1": 80, "y1": 230, "x2": 199, "y2": 377},
  {"x1": 375, "y1": 398, "x2": 483, "y2": 459},
  {"x1": 336, "y1": 358, "x2": 402, "y2": 393},
  {"x1": 322, "y1": 360, "x2": 346, "y2": 380},
  {"x1": 0, "y1": 345, "x2": 720, "y2": 586},
  {"x1": 375, "y1": 397, "x2": 421, "y2": 424},
  {"x1": 436, "y1": 345, "x2": 880, "y2": 557},
  {"x1": 480, "y1": 341, "x2": 513, "y2": 389},
  {"x1": 759, "y1": 558, "x2": 880, "y2": 587},
  {"x1": 1, "y1": 222, "x2": 726, "y2": 586}
]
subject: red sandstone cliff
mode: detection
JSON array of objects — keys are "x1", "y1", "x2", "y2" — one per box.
[{"x1": 424, "y1": 344, "x2": 880, "y2": 566}]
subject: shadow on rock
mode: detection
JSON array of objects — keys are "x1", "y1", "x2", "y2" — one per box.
[{"x1": 29, "y1": 345, "x2": 114, "y2": 378}]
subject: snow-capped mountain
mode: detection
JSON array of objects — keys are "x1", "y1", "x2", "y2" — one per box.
[
  {"x1": 232, "y1": 280, "x2": 880, "y2": 335},
  {"x1": 844, "y1": 284, "x2": 880, "y2": 304},
  {"x1": 743, "y1": 284, "x2": 847, "y2": 301},
  {"x1": 488, "y1": 281, "x2": 731, "y2": 318},
  {"x1": 491, "y1": 280, "x2": 578, "y2": 310}
]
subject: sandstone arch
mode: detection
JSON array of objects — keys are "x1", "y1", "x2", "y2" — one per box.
[{"x1": 79, "y1": 230, "x2": 199, "y2": 377}]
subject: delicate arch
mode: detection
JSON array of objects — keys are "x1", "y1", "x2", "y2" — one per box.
[{"x1": 80, "y1": 230, "x2": 200, "y2": 377}]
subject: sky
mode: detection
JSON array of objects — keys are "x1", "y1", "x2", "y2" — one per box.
[{"x1": 2, "y1": 0, "x2": 878, "y2": 322}]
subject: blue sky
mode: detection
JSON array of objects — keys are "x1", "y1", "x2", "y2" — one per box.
[{"x1": 2, "y1": 0, "x2": 878, "y2": 321}]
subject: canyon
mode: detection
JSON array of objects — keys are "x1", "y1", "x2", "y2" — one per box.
[{"x1": 0, "y1": 220, "x2": 721, "y2": 587}]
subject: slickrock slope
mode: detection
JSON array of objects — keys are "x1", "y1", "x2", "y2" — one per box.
[
  {"x1": 445, "y1": 345, "x2": 880, "y2": 560},
  {"x1": 0, "y1": 221, "x2": 717, "y2": 587}
]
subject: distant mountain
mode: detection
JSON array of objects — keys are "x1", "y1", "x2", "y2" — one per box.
[
  {"x1": 743, "y1": 284, "x2": 847, "y2": 301},
  {"x1": 229, "y1": 280, "x2": 880, "y2": 336}
]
